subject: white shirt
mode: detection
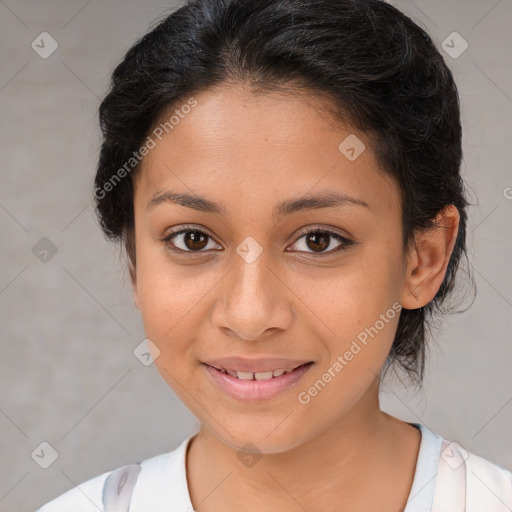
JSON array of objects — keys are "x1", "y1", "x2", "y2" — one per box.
[{"x1": 36, "y1": 423, "x2": 512, "y2": 511}]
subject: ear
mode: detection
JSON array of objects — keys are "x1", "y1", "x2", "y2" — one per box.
[
  {"x1": 128, "y1": 257, "x2": 140, "y2": 310},
  {"x1": 401, "y1": 205, "x2": 460, "y2": 310}
]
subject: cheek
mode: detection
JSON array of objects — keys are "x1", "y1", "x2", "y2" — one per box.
[
  {"x1": 136, "y1": 262, "x2": 206, "y2": 393},
  {"x1": 136, "y1": 237, "x2": 193, "y2": 313},
  {"x1": 293, "y1": 242, "x2": 403, "y2": 394},
  {"x1": 295, "y1": 275, "x2": 401, "y2": 424},
  {"x1": 296, "y1": 243, "x2": 402, "y2": 341},
  {"x1": 134, "y1": 243, "x2": 216, "y2": 361}
]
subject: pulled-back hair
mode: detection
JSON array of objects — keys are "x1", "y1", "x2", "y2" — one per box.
[{"x1": 94, "y1": 0, "x2": 473, "y2": 385}]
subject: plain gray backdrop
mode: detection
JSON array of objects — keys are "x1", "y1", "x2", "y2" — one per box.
[{"x1": 1, "y1": 1, "x2": 511, "y2": 511}]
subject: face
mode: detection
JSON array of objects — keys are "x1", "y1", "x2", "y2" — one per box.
[{"x1": 131, "y1": 85, "x2": 412, "y2": 452}]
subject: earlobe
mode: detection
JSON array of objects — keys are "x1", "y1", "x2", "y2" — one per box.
[{"x1": 401, "y1": 205, "x2": 460, "y2": 310}]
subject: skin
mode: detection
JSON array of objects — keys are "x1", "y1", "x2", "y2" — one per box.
[{"x1": 130, "y1": 84, "x2": 460, "y2": 512}]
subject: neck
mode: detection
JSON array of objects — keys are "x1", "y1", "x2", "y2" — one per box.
[{"x1": 185, "y1": 378, "x2": 420, "y2": 512}]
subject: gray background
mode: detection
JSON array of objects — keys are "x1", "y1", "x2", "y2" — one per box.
[{"x1": 1, "y1": 1, "x2": 511, "y2": 511}]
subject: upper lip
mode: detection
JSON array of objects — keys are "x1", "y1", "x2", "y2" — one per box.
[{"x1": 203, "y1": 357, "x2": 312, "y2": 373}]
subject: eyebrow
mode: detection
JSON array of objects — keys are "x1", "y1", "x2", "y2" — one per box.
[{"x1": 146, "y1": 190, "x2": 370, "y2": 216}]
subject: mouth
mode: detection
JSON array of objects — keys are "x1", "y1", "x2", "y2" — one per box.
[
  {"x1": 206, "y1": 363, "x2": 309, "y2": 381},
  {"x1": 203, "y1": 361, "x2": 314, "y2": 402}
]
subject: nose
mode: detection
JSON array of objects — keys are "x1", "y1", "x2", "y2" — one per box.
[{"x1": 211, "y1": 250, "x2": 294, "y2": 341}]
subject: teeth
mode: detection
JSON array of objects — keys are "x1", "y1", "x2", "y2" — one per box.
[
  {"x1": 237, "y1": 371, "x2": 256, "y2": 380},
  {"x1": 219, "y1": 367, "x2": 295, "y2": 380},
  {"x1": 254, "y1": 371, "x2": 274, "y2": 381}
]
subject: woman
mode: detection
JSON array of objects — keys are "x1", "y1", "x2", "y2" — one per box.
[{"x1": 36, "y1": 0, "x2": 512, "y2": 510}]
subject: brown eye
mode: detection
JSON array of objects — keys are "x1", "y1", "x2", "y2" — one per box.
[
  {"x1": 181, "y1": 230, "x2": 208, "y2": 251},
  {"x1": 289, "y1": 229, "x2": 354, "y2": 255},
  {"x1": 163, "y1": 228, "x2": 221, "y2": 253},
  {"x1": 305, "y1": 232, "x2": 330, "y2": 252}
]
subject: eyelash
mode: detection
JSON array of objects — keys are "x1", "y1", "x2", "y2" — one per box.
[{"x1": 161, "y1": 224, "x2": 354, "y2": 257}]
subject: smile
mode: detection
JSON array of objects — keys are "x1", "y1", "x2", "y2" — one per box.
[
  {"x1": 204, "y1": 362, "x2": 314, "y2": 401},
  {"x1": 211, "y1": 366, "x2": 299, "y2": 380}
]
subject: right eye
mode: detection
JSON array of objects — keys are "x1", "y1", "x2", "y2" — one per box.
[{"x1": 162, "y1": 226, "x2": 222, "y2": 253}]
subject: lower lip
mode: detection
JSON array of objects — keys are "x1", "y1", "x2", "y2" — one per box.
[{"x1": 204, "y1": 362, "x2": 314, "y2": 402}]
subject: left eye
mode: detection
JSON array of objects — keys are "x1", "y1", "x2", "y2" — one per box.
[{"x1": 288, "y1": 229, "x2": 353, "y2": 255}]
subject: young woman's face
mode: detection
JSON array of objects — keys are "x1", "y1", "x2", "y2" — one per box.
[{"x1": 131, "y1": 85, "x2": 412, "y2": 452}]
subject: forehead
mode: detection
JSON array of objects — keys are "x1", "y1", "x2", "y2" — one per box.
[{"x1": 134, "y1": 85, "x2": 399, "y2": 218}]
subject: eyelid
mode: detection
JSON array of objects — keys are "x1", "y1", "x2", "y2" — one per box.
[
  {"x1": 293, "y1": 224, "x2": 351, "y2": 240},
  {"x1": 164, "y1": 223, "x2": 216, "y2": 239}
]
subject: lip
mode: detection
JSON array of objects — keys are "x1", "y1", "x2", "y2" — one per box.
[
  {"x1": 203, "y1": 357, "x2": 312, "y2": 373},
  {"x1": 204, "y1": 361, "x2": 314, "y2": 402}
]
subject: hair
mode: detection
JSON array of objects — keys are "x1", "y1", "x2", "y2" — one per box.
[{"x1": 94, "y1": 0, "x2": 474, "y2": 386}]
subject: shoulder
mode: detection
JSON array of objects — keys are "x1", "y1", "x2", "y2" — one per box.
[
  {"x1": 433, "y1": 433, "x2": 512, "y2": 511},
  {"x1": 464, "y1": 449, "x2": 512, "y2": 510},
  {"x1": 35, "y1": 468, "x2": 111, "y2": 512},
  {"x1": 34, "y1": 437, "x2": 192, "y2": 512}
]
